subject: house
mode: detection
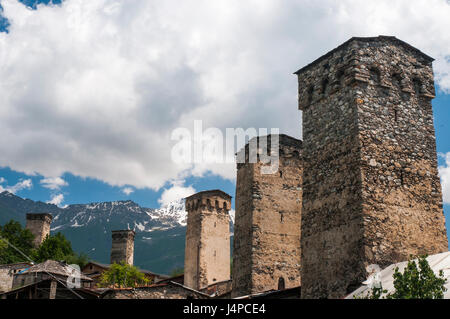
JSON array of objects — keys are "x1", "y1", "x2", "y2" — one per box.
[
  {"x1": 0, "y1": 262, "x2": 32, "y2": 293},
  {"x1": 11, "y1": 260, "x2": 92, "y2": 290},
  {"x1": 81, "y1": 261, "x2": 168, "y2": 287},
  {"x1": 0, "y1": 278, "x2": 100, "y2": 299},
  {"x1": 100, "y1": 281, "x2": 210, "y2": 299}
]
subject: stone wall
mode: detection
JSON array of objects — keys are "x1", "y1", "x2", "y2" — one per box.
[
  {"x1": 110, "y1": 230, "x2": 135, "y2": 265},
  {"x1": 232, "y1": 134, "x2": 303, "y2": 297},
  {"x1": 0, "y1": 263, "x2": 31, "y2": 293},
  {"x1": 25, "y1": 213, "x2": 52, "y2": 248},
  {"x1": 184, "y1": 190, "x2": 232, "y2": 290},
  {"x1": 296, "y1": 36, "x2": 448, "y2": 298},
  {"x1": 101, "y1": 283, "x2": 210, "y2": 299}
]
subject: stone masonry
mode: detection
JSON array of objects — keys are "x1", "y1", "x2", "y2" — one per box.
[
  {"x1": 232, "y1": 134, "x2": 303, "y2": 297},
  {"x1": 26, "y1": 213, "x2": 53, "y2": 248},
  {"x1": 110, "y1": 230, "x2": 135, "y2": 266},
  {"x1": 295, "y1": 36, "x2": 448, "y2": 298},
  {"x1": 184, "y1": 190, "x2": 232, "y2": 291}
]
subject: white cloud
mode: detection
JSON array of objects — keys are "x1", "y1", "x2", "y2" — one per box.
[
  {"x1": 158, "y1": 180, "x2": 195, "y2": 208},
  {"x1": 40, "y1": 176, "x2": 68, "y2": 190},
  {"x1": 439, "y1": 152, "x2": 450, "y2": 204},
  {"x1": 121, "y1": 187, "x2": 134, "y2": 196},
  {"x1": 0, "y1": 177, "x2": 6, "y2": 184},
  {"x1": 0, "y1": 178, "x2": 33, "y2": 194},
  {"x1": 0, "y1": 0, "x2": 449, "y2": 190},
  {"x1": 47, "y1": 193, "x2": 65, "y2": 206}
]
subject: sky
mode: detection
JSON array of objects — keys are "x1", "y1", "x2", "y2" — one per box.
[{"x1": 0, "y1": 0, "x2": 449, "y2": 236}]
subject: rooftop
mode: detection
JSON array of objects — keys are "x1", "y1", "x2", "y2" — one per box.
[
  {"x1": 21, "y1": 260, "x2": 92, "y2": 281},
  {"x1": 294, "y1": 35, "x2": 434, "y2": 75}
]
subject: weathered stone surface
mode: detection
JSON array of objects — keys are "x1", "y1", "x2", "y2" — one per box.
[
  {"x1": 110, "y1": 230, "x2": 135, "y2": 265},
  {"x1": 101, "y1": 282, "x2": 210, "y2": 299},
  {"x1": 25, "y1": 213, "x2": 52, "y2": 248},
  {"x1": 184, "y1": 190, "x2": 232, "y2": 291},
  {"x1": 296, "y1": 36, "x2": 448, "y2": 298},
  {"x1": 232, "y1": 134, "x2": 303, "y2": 297},
  {"x1": 0, "y1": 263, "x2": 32, "y2": 293}
]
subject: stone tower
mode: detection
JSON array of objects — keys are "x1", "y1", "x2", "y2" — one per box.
[
  {"x1": 232, "y1": 134, "x2": 303, "y2": 298},
  {"x1": 26, "y1": 213, "x2": 53, "y2": 248},
  {"x1": 184, "y1": 190, "x2": 232, "y2": 290},
  {"x1": 295, "y1": 36, "x2": 448, "y2": 298},
  {"x1": 110, "y1": 230, "x2": 135, "y2": 266}
]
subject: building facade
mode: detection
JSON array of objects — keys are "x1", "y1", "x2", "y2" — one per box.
[
  {"x1": 184, "y1": 190, "x2": 232, "y2": 291},
  {"x1": 232, "y1": 134, "x2": 303, "y2": 297},
  {"x1": 295, "y1": 36, "x2": 448, "y2": 298},
  {"x1": 110, "y1": 230, "x2": 135, "y2": 266},
  {"x1": 25, "y1": 213, "x2": 52, "y2": 248}
]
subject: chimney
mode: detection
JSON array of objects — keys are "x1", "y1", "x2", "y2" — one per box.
[
  {"x1": 26, "y1": 213, "x2": 53, "y2": 248},
  {"x1": 110, "y1": 230, "x2": 135, "y2": 265}
]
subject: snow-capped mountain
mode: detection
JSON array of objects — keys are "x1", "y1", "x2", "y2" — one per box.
[
  {"x1": 0, "y1": 191, "x2": 233, "y2": 274},
  {"x1": 50, "y1": 198, "x2": 188, "y2": 233}
]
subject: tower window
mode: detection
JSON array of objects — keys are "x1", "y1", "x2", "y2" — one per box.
[
  {"x1": 394, "y1": 108, "x2": 398, "y2": 122},
  {"x1": 279, "y1": 211, "x2": 284, "y2": 223},
  {"x1": 369, "y1": 67, "x2": 381, "y2": 84},
  {"x1": 322, "y1": 78, "x2": 329, "y2": 95},
  {"x1": 413, "y1": 78, "x2": 422, "y2": 95},
  {"x1": 278, "y1": 277, "x2": 285, "y2": 290},
  {"x1": 307, "y1": 86, "x2": 314, "y2": 105},
  {"x1": 337, "y1": 69, "x2": 345, "y2": 87},
  {"x1": 279, "y1": 170, "x2": 283, "y2": 178},
  {"x1": 392, "y1": 73, "x2": 402, "y2": 90}
]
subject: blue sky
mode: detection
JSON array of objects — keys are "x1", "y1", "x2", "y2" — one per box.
[{"x1": 0, "y1": 0, "x2": 449, "y2": 242}]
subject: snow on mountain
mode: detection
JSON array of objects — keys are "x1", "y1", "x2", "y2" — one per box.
[
  {"x1": 47, "y1": 198, "x2": 189, "y2": 232},
  {"x1": 149, "y1": 198, "x2": 188, "y2": 227}
]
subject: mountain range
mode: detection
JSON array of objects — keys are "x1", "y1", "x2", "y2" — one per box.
[{"x1": 0, "y1": 191, "x2": 234, "y2": 275}]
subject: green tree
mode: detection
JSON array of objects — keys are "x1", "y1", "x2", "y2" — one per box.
[
  {"x1": 387, "y1": 255, "x2": 447, "y2": 299},
  {"x1": 0, "y1": 220, "x2": 35, "y2": 264},
  {"x1": 99, "y1": 262, "x2": 150, "y2": 288},
  {"x1": 32, "y1": 232, "x2": 88, "y2": 268},
  {"x1": 357, "y1": 255, "x2": 447, "y2": 299}
]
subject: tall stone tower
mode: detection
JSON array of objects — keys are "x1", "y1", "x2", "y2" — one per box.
[
  {"x1": 26, "y1": 213, "x2": 53, "y2": 248},
  {"x1": 295, "y1": 36, "x2": 448, "y2": 298},
  {"x1": 232, "y1": 134, "x2": 303, "y2": 298},
  {"x1": 110, "y1": 230, "x2": 135, "y2": 266},
  {"x1": 184, "y1": 190, "x2": 232, "y2": 290}
]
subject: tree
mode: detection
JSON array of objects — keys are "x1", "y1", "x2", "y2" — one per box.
[
  {"x1": 357, "y1": 255, "x2": 447, "y2": 299},
  {"x1": 32, "y1": 232, "x2": 88, "y2": 268},
  {"x1": 0, "y1": 220, "x2": 35, "y2": 264},
  {"x1": 387, "y1": 255, "x2": 447, "y2": 299},
  {"x1": 99, "y1": 262, "x2": 150, "y2": 288}
]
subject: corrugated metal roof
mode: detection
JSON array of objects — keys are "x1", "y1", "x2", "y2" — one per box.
[
  {"x1": 346, "y1": 251, "x2": 450, "y2": 299},
  {"x1": 21, "y1": 260, "x2": 92, "y2": 281}
]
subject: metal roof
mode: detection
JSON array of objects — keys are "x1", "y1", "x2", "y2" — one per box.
[
  {"x1": 21, "y1": 260, "x2": 92, "y2": 281},
  {"x1": 346, "y1": 251, "x2": 450, "y2": 299}
]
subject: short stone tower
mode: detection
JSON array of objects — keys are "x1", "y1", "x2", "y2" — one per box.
[
  {"x1": 295, "y1": 36, "x2": 448, "y2": 298},
  {"x1": 26, "y1": 213, "x2": 53, "y2": 248},
  {"x1": 110, "y1": 230, "x2": 135, "y2": 266},
  {"x1": 184, "y1": 190, "x2": 232, "y2": 291},
  {"x1": 232, "y1": 134, "x2": 303, "y2": 298}
]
